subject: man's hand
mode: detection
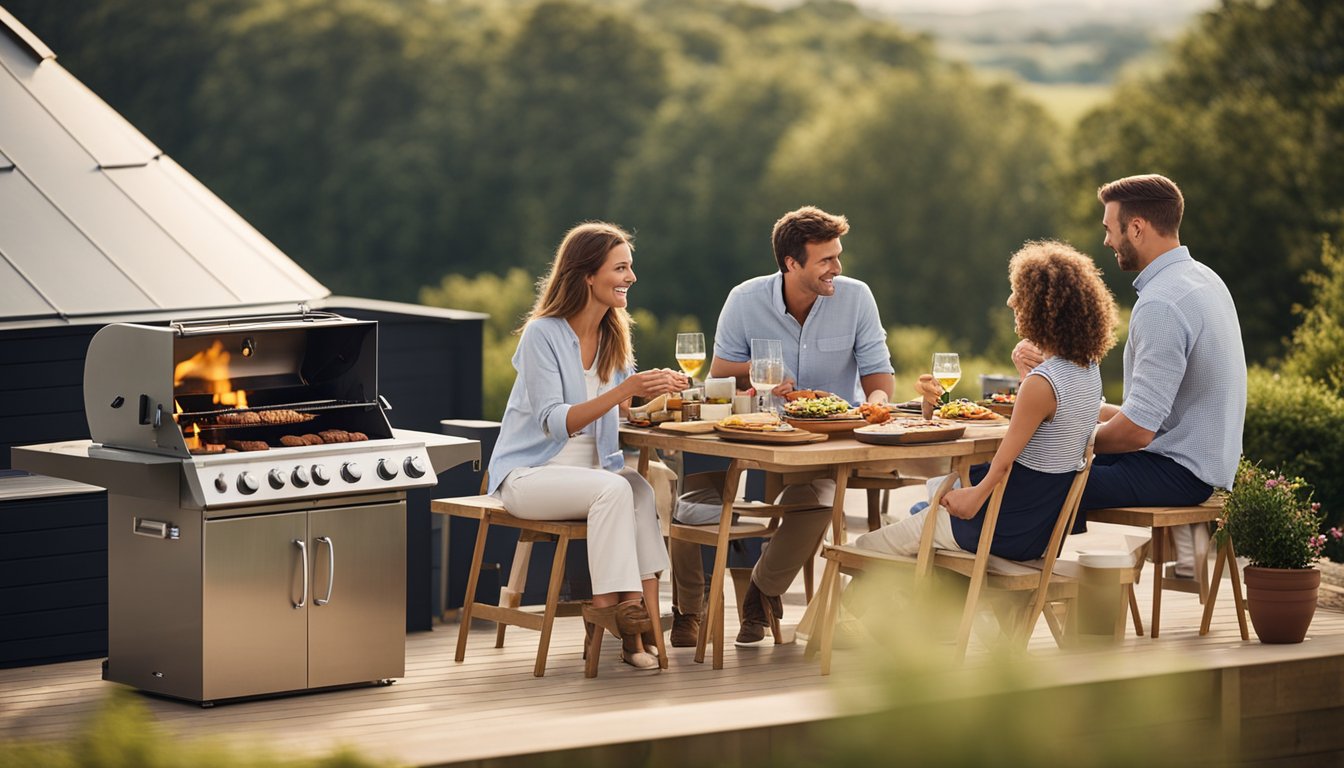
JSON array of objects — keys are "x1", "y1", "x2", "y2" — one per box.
[
  {"x1": 771, "y1": 378, "x2": 795, "y2": 397},
  {"x1": 916, "y1": 374, "x2": 943, "y2": 406},
  {"x1": 1011, "y1": 340, "x2": 1044, "y2": 378}
]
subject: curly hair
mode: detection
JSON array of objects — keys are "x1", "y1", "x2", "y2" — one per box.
[{"x1": 1008, "y1": 240, "x2": 1119, "y2": 366}]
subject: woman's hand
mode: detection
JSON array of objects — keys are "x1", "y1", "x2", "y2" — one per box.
[
  {"x1": 623, "y1": 368, "x2": 688, "y2": 400},
  {"x1": 1011, "y1": 340, "x2": 1044, "y2": 378},
  {"x1": 939, "y1": 486, "x2": 982, "y2": 520}
]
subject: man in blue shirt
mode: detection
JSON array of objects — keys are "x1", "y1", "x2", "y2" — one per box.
[
  {"x1": 1014, "y1": 174, "x2": 1246, "y2": 578},
  {"x1": 670, "y1": 205, "x2": 896, "y2": 648}
]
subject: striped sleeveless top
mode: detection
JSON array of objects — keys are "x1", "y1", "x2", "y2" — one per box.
[{"x1": 1016, "y1": 356, "x2": 1101, "y2": 473}]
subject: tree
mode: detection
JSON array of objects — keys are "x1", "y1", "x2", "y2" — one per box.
[
  {"x1": 765, "y1": 69, "x2": 1065, "y2": 348},
  {"x1": 1064, "y1": 0, "x2": 1344, "y2": 362},
  {"x1": 1283, "y1": 236, "x2": 1344, "y2": 396},
  {"x1": 472, "y1": 0, "x2": 670, "y2": 275}
]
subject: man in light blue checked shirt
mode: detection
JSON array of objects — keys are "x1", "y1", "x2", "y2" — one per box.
[
  {"x1": 1014, "y1": 174, "x2": 1246, "y2": 578},
  {"x1": 667, "y1": 206, "x2": 896, "y2": 649}
]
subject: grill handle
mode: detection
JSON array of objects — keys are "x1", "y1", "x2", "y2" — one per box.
[
  {"x1": 315, "y1": 536, "x2": 335, "y2": 606},
  {"x1": 294, "y1": 539, "x2": 309, "y2": 609}
]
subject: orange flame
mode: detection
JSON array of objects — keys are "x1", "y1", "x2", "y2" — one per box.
[{"x1": 173, "y1": 340, "x2": 249, "y2": 407}]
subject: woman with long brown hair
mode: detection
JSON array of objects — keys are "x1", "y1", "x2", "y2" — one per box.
[{"x1": 487, "y1": 222, "x2": 685, "y2": 671}]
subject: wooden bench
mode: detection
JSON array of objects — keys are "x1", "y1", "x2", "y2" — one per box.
[
  {"x1": 430, "y1": 494, "x2": 668, "y2": 677},
  {"x1": 1084, "y1": 500, "x2": 1249, "y2": 640}
]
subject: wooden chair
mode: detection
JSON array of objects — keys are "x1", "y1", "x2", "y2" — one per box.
[
  {"x1": 670, "y1": 469, "x2": 830, "y2": 663},
  {"x1": 1084, "y1": 500, "x2": 1248, "y2": 640},
  {"x1": 807, "y1": 441, "x2": 1095, "y2": 673},
  {"x1": 431, "y1": 477, "x2": 668, "y2": 678}
]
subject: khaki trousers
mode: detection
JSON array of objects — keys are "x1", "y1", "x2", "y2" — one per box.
[{"x1": 670, "y1": 479, "x2": 833, "y2": 614}]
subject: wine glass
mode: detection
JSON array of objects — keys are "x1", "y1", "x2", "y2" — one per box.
[
  {"x1": 932, "y1": 352, "x2": 961, "y2": 405},
  {"x1": 675, "y1": 332, "x2": 706, "y2": 383},
  {"x1": 749, "y1": 339, "x2": 785, "y2": 414}
]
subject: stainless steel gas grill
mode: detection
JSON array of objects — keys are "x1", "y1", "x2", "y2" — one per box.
[{"x1": 13, "y1": 311, "x2": 479, "y2": 704}]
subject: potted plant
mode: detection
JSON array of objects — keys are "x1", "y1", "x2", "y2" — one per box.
[{"x1": 1216, "y1": 459, "x2": 1330, "y2": 643}]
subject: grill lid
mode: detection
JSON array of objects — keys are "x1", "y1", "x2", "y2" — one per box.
[{"x1": 84, "y1": 312, "x2": 390, "y2": 457}]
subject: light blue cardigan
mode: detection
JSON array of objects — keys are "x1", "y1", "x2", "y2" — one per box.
[{"x1": 487, "y1": 316, "x2": 630, "y2": 494}]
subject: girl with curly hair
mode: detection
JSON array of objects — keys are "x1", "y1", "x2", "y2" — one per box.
[{"x1": 856, "y1": 240, "x2": 1118, "y2": 561}]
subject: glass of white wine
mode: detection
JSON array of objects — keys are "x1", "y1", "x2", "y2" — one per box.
[
  {"x1": 932, "y1": 352, "x2": 961, "y2": 405},
  {"x1": 749, "y1": 338, "x2": 785, "y2": 414},
  {"x1": 675, "y1": 332, "x2": 706, "y2": 382}
]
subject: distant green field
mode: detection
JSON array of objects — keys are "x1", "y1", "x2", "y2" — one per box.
[{"x1": 1014, "y1": 81, "x2": 1114, "y2": 128}]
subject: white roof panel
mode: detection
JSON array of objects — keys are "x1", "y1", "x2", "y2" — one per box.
[
  {"x1": 0, "y1": 165, "x2": 154, "y2": 315},
  {"x1": 0, "y1": 248, "x2": 56, "y2": 319},
  {"x1": 0, "y1": 12, "x2": 330, "y2": 326}
]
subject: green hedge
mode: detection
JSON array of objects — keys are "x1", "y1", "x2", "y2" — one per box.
[{"x1": 1243, "y1": 366, "x2": 1344, "y2": 540}]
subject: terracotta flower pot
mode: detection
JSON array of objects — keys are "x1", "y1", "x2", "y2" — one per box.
[{"x1": 1243, "y1": 566, "x2": 1320, "y2": 644}]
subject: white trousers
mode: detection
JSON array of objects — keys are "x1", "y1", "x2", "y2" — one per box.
[
  {"x1": 853, "y1": 505, "x2": 965, "y2": 557},
  {"x1": 498, "y1": 465, "x2": 670, "y2": 595}
]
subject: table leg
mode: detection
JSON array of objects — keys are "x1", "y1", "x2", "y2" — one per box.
[
  {"x1": 829, "y1": 464, "x2": 851, "y2": 545},
  {"x1": 697, "y1": 460, "x2": 742, "y2": 670},
  {"x1": 637, "y1": 447, "x2": 651, "y2": 478}
]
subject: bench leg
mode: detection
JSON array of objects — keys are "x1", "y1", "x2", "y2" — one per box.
[
  {"x1": 1128, "y1": 585, "x2": 1144, "y2": 636},
  {"x1": 1150, "y1": 528, "x2": 1165, "y2": 638},
  {"x1": 816, "y1": 558, "x2": 843, "y2": 676},
  {"x1": 700, "y1": 461, "x2": 743, "y2": 669},
  {"x1": 456, "y1": 516, "x2": 492, "y2": 663},
  {"x1": 1200, "y1": 537, "x2": 1250, "y2": 640},
  {"x1": 497, "y1": 540, "x2": 533, "y2": 648},
  {"x1": 533, "y1": 534, "x2": 569, "y2": 677},
  {"x1": 1194, "y1": 523, "x2": 1212, "y2": 604}
]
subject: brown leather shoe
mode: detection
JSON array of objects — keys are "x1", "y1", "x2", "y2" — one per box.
[
  {"x1": 735, "y1": 580, "x2": 783, "y2": 647},
  {"x1": 670, "y1": 607, "x2": 701, "y2": 648}
]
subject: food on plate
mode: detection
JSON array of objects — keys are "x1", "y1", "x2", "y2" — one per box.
[
  {"x1": 782, "y1": 394, "x2": 855, "y2": 419},
  {"x1": 718, "y1": 412, "x2": 794, "y2": 432},
  {"x1": 784, "y1": 389, "x2": 835, "y2": 402},
  {"x1": 937, "y1": 398, "x2": 1000, "y2": 420},
  {"x1": 857, "y1": 402, "x2": 892, "y2": 424},
  {"x1": 985, "y1": 392, "x2": 1016, "y2": 404},
  {"x1": 857, "y1": 418, "x2": 955, "y2": 434}
]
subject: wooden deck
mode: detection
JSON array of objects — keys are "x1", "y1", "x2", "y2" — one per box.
[{"x1": 5, "y1": 498, "x2": 1344, "y2": 766}]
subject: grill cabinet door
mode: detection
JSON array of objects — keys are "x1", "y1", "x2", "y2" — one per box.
[
  {"x1": 202, "y1": 511, "x2": 309, "y2": 700},
  {"x1": 307, "y1": 501, "x2": 406, "y2": 687}
]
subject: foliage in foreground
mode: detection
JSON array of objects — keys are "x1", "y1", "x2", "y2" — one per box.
[{"x1": 0, "y1": 690, "x2": 396, "y2": 768}]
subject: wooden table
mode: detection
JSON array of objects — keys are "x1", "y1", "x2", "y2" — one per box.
[{"x1": 621, "y1": 423, "x2": 1008, "y2": 668}]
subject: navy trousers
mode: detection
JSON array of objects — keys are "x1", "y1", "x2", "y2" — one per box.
[{"x1": 1073, "y1": 450, "x2": 1213, "y2": 533}]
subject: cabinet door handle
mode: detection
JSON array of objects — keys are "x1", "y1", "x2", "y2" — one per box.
[
  {"x1": 294, "y1": 539, "x2": 309, "y2": 609},
  {"x1": 315, "y1": 536, "x2": 335, "y2": 606}
]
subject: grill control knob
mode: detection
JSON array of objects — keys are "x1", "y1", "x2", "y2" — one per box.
[
  {"x1": 312, "y1": 465, "x2": 331, "y2": 485},
  {"x1": 341, "y1": 462, "x2": 362, "y2": 483},
  {"x1": 291, "y1": 466, "x2": 311, "y2": 488},
  {"x1": 376, "y1": 458, "x2": 399, "y2": 481},
  {"x1": 237, "y1": 472, "x2": 259, "y2": 495},
  {"x1": 214, "y1": 473, "x2": 228, "y2": 493},
  {"x1": 268, "y1": 468, "x2": 286, "y2": 490},
  {"x1": 404, "y1": 456, "x2": 427, "y2": 478}
]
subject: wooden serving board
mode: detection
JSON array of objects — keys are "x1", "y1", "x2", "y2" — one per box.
[
  {"x1": 658, "y1": 420, "x2": 717, "y2": 435},
  {"x1": 713, "y1": 425, "x2": 828, "y2": 445},
  {"x1": 783, "y1": 416, "x2": 865, "y2": 435}
]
